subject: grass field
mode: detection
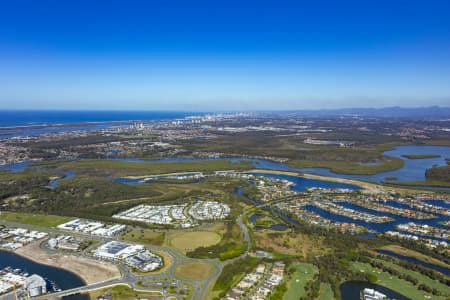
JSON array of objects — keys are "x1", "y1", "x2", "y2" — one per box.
[
  {"x1": 57, "y1": 159, "x2": 253, "y2": 177},
  {"x1": 318, "y1": 283, "x2": 335, "y2": 300},
  {"x1": 379, "y1": 244, "x2": 450, "y2": 269},
  {"x1": 88, "y1": 284, "x2": 162, "y2": 300},
  {"x1": 174, "y1": 261, "x2": 217, "y2": 280},
  {"x1": 287, "y1": 157, "x2": 404, "y2": 175},
  {"x1": 283, "y1": 263, "x2": 318, "y2": 300},
  {"x1": 350, "y1": 261, "x2": 449, "y2": 300},
  {"x1": 0, "y1": 212, "x2": 72, "y2": 227},
  {"x1": 167, "y1": 231, "x2": 222, "y2": 253},
  {"x1": 121, "y1": 228, "x2": 165, "y2": 246},
  {"x1": 253, "y1": 230, "x2": 330, "y2": 257}
]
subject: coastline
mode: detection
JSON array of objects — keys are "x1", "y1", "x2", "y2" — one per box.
[{"x1": 14, "y1": 240, "x2": 120, "y2": 285}]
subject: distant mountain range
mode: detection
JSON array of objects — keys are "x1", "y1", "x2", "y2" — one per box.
[{"x1": 283, "y1": 106, "x2": 450, "y2": 118}]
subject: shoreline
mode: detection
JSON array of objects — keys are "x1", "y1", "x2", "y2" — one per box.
[
  {"x1": 14, "y1": 240, "x2": 121, "y2": 285},
  {"x1": 247, "y1": 169, "x2": 437, "y2": 194}
]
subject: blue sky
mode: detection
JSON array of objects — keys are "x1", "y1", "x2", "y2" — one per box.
[{"x1": 0, "y1": 0, "x2": 449, "y2": 110}]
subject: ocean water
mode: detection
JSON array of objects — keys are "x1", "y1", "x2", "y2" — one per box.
[{"x1": 0, "y1": 110, "x2": 198, "y2": 127}]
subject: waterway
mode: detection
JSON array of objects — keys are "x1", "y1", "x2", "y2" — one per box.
[
  {"x1": 340, "y1": 281, "x2": 410, "y2": 300},
  {"x1": 2, "y1": 145, "x2": 450, "y2": 186},
  {"x1": 377, "y1": 249, "x2": 450, "y2": 275},
  {"x1": 305, "y1": 203, "x2": 449, "y2": 241},
  {"x1": 49, "y1": 171, "x2": 76, "y2": 188},
  {"x1": 0, "y1": 250, "x2": 87, "y2": 300},
  {"x1": 248, "y1": 172, "x2": 361, "y2": 191}
]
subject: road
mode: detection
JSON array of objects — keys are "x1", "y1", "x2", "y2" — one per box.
[{"x1": 0, "y1": 215, "x2": 253, "y2": 300}]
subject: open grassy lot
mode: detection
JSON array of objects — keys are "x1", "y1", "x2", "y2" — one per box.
[
  {"x1": 379, "y1": 244, "x2": 450, "y2": 269},
  {"x1": 253, "y1": 230, "x2": 330, "y2": 258},
  {"x1": 174, "y1": 261, "x2": 217, "y2": 280},
  {"x1": 350, "y1": 262, "x2": 449, "y2": 300},
  {"x1": 121, "y1": 227, "x2": 165, "y2": 246},
  {"x1": 57, "y1": 159, "x2": 253, "y2": 177},
  {"x1": 283, "y1": 263, "x2": 318, "y2": 300},
  {"x1": 167, "y1": 231, "x2": 222, "y2": 253},
  {"x1": 88, "y1": 284, "x2": 162, "y2": 300},
  {"x1": 0, "y1": 212, "x2": 72, "y2": 227}
]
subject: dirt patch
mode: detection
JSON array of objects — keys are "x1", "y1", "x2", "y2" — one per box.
[
  {"x1": 174, "y1": 261, "x2": 217, "y2": 280},
  {"x1": 16, "y1": 240, "x2": 120, "y2": 284}
]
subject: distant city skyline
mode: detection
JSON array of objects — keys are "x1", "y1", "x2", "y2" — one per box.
[{"x1": 1, "y1": 0, "x2": 450, "y2": 110}]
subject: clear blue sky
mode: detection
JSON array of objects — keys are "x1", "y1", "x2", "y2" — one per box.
[{"x1": 1, "y1": 0, "x2": 449, "y2": 110}]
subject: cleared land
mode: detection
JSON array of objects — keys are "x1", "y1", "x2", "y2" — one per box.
[
  {"x1": 253, "y1": 230, "x2": 330, "y2": 257},
  {"x1": 174, "y1": 261, "x2": 217, "y2": 280},
  {"x1": 350, "y1": 261, "x2": 449, "y2": 300},
  {"x1": 283, "y1": 263, "x2": 318, "y2": 300},
  {"x1": 167, "y1": 231, "x2": 222, "y2": 253},
  {"x1": 121, "y1": 228, "x2": 165, "y2": 246},
  {"x1": 16, "y1": 240, "x2": 120, "y2": 284},
  {"x1": 0, "y1": 212, "x2": 72, "y2": 227}
]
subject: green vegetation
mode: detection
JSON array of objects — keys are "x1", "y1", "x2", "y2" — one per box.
[
  {"x1": 425, "y1": 164, "x2": 450, "y2": 182},
  {"x1": 174, "y1": 261, "x2": 217, "y2": 280},
  {"x1": 318, "y1": 284, "x2": 335, "y2": 300},
  {"x1": 88, "y1": 284, "x2": 162, "y2": 300},
  {"x1": 379, "y1": 245, "x2": 450, "y2": 269},
  {"x1": 287, "y1": 157, "x2": 404, "y2": 175},
  {"x1": 386, "y1": 179, "x2": 450, "y2": 188},
  {"x1": 186, "y1": 221, "x2": 245, "y2": 260},
  {"x1": 283, "y1": 263, "x2": 318, "y2": 300},
  {"x1": 56, "y1": 159, "x2": 253, "y2": 177},
  {"x1": 121, "y1": 228, "x2": 165, "y2": 246},
  {"x1": 0, "y1": 212, "x2": 72, "y2": 227},
  {"x1": 213, "y1": 256, "x2": 260, "y2": 298},
  {"x1": 402, "y1": 154, "x2": 440, "y2": 159},
  {"x1": 350, "y1": 261, "x2": 449, "y2": 300},
  {"x1": 167, "y1": 230, "x2": 222, "y2": 253}
]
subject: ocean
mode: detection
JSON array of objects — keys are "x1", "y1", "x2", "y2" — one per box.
[{"x1": 0, "y1": 110, "x2": 199, "y2": 127}]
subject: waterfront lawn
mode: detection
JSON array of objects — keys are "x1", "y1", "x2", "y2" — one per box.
[
  {"x1": 350, "y1": 262, "x2": 449, "y2": 300},
  {"x1": 372, "y1": 258, "x2": 450, "y2": 296},
  {"x1": 0, "y1": 212, "x2": 73, "y2": 227}
]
